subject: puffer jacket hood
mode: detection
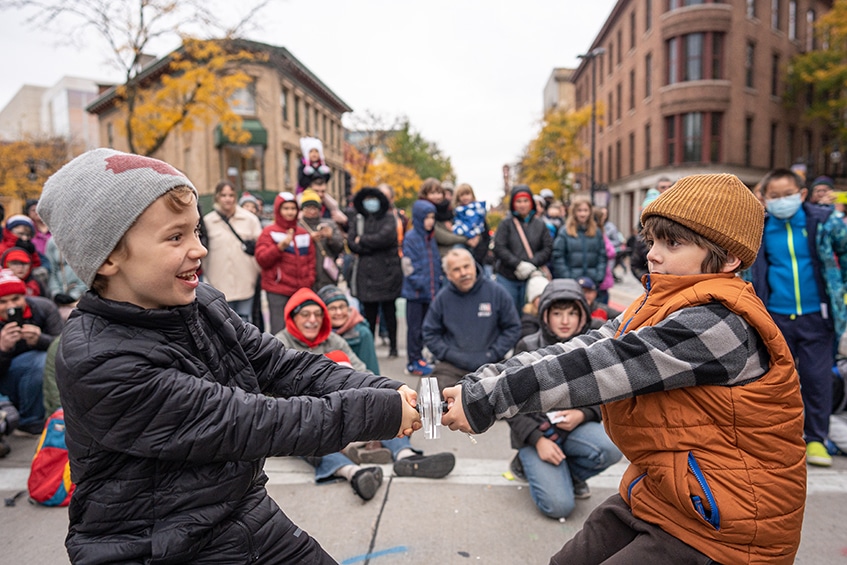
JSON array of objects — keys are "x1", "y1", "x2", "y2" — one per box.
[
  {"x1": 273, "y1": 191, "x2": 299, "y2": 231},
  {"x1": 283, "y1": 287, "x2": 331, "y2": 348},
  {"x1": 412, "y1": 200, "x2": 436, "y2": 233},
  {"x1": 510, "y1": 184, "x2": 535, "y2": 218},
  {"x1": 536, "y1": 278, "x2": 591, "y2": 345},
  {"x1": 353, "y1": 187, "x2": 389, "y2": 218}
]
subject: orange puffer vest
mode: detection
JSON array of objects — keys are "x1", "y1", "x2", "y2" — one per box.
[{"x1": 604, "y1": 273, "x2": 805, "y2": 565}]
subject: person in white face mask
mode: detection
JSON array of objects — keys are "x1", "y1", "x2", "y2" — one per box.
[{"x1": 748, "y1": 167, "x2": 847, "y2": 468}]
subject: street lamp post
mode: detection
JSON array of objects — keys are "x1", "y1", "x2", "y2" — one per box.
[{"x1": 578, "y1": 47, "x2": 606, "y2": 205}]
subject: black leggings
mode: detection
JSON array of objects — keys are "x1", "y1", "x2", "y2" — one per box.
[{"x1": 362, "y1": 300, "x2": 397, "y2": 352}]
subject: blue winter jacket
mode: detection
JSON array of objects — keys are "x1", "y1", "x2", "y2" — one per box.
[
  {"x1": 422, "y1": 264, "x2": 521, "y2": 372},
  {"x1": 401, "y1": 200, "x2": 443, "y2": 303},
  {"x1": 749, "y1": 202, "x2": 847, "y2": 337}
]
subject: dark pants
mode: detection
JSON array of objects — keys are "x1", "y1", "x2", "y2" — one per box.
[
  {"x1": 772, "y1": 311, "x2": 834, "y2": 443},
  {"x1": 432, "y1": 360, "x2": 469, "y2": 391},
  {"x1": 406, "y1": 301, "x2": 430, "y2": 365},
  {"x1": 550, "y1": 495, "x2": 718, "y2": 565},
  {"x1": 363, "y1": 300, "x2": 397, "y2": 352}
]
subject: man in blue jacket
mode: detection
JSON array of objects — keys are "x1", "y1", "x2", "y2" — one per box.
[{"x1": 423, "y1": 248, "x2": 521, "y2": 390}]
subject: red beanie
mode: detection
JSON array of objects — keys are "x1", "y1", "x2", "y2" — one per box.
[
  {"x1": 324, "y1": 350, "x2": 353, "y2": 368},
  {"x1": 3, "y1": 249, "x2": 31, "y2": 267},
  {"x1": 0, "y1": 269, "x2": 26, "y2": 297}
]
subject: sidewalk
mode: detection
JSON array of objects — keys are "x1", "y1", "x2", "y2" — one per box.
[{"x1": 2, "y1": 276, "x2": 847, "y2": 563}]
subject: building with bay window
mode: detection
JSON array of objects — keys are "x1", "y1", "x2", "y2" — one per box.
[
  {"x1": 87, "y1": 39, "x2": 351, "y2": 210},
  {"x1": 568, "y1": 0, "x2": 834, "y2": 236}
]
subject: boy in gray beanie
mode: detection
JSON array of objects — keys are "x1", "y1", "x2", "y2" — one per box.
[{"x1": 36, "y1": 148, "x2": 420, "y2": 564}]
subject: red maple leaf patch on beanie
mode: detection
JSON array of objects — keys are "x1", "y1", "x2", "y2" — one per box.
[{"x1": 104, "y1": 154, "x2": 183, "y2": 177}]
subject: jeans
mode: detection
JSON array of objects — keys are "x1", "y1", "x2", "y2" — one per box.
[
  {"x1": 518, "y1": 421, "x2": 621, "y2": 519},
  {"x1": 310, "y1": 437, "x2": 419, "y2": 481},
  {"x1": 0, "y1": 350, "x2": 47, "y2": 427},
  {"x1": 495, "y1": 275, "x2": 526, "y2": 315},
  {"x1": 227, "y1": 297, "x2": 254, "y2": 324}
]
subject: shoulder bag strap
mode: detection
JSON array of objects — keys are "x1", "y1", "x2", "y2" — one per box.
[
  {"x1": 217, "y1": 210, "x2": 246, "y2": 245},
  {"x1": 512, "y1": 217, "x2": 534, "y2": 260}
]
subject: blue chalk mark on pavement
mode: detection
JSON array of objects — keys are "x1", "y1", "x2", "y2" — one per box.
[{"x1": 341, "y1": 545, "x2": 409, "y2": 564}]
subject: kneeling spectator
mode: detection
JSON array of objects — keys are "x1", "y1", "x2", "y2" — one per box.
[
  {"x1": 0, "y1": 269, "x2": 62, "y2": 435},
  {"x1": 508, "y1": 279, "x2": 621, "y2": 519}
]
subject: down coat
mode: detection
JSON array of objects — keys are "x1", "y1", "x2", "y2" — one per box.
[
  {"x1": 56, "y1": 284, "x2": 404, "y2": 564},
  {"x1": 255, "y1": 193, "x2": 315, "y2": 297},
  {"x1": 347, "y1": 188, "x2": 402, "y2": 303}
]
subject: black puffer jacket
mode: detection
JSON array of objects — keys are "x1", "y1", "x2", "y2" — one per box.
[
  {"x1": 492, "y1": 185, "x2": 553, "y2": 281},
  {"x1": 508, "y1": 279, "x2": 600, "y2": 450},
  {"x1": 347, "y1": 187, "x2": 403, "y2": 303},
  {"x1": 57, "y1": 284, "x2": 403, "y2": 564}
]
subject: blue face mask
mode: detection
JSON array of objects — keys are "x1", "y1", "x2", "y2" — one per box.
[
  {"x1": 765, "y1": 193, "x2": 802, "y2": 219},
  {"x1": 362, "y1": 198, "x2": 380, "y2": 213}
]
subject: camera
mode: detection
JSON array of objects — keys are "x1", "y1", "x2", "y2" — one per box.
[{"x1": 6, "y1": 307, "x2": 24, "y2": 326}]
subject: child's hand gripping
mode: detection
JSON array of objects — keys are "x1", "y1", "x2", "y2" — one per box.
[
  {"x1": 441, "y1": 385, "x2": 473, "y2": 434},
  {"x1": 397, "y1": 385, "x2": 422, "y2": 438}
]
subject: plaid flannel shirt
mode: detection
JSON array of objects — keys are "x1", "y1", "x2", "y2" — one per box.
[{"x1": 462, "y1": 301, "x2": 770, "y2": 433}]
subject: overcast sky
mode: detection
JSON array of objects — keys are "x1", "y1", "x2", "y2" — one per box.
[{"x1": 0, "y1": 0, "x2": 618, "y2": 204}]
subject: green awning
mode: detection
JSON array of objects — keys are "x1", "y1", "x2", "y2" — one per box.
[{"x1": 214, "y1": 119, "x2": 267, "y2": 147}]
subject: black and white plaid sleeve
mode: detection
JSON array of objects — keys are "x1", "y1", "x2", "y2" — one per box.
[{"x1": 462, "y1": 302, "x2": 770, "y2": 433}]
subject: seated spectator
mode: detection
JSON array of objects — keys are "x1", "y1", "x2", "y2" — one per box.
[
  {"x1": 276, "y1": 288, "x2": 455, "y2": 500},
  {"x1": 423, "y1": 248, "x2": 521, "y2": 390},
  {"x1": 318, "y1": 285, "x2": 379, "y2": 374},
  {"x1": 2, "y1": 247, "x2": 46, "y2": 297},
  {"x1": 0, "y1": 269, "x2": 62, "y2": 435},
  {"x1": 509, "y1": 279, "x2": 621, "y2": 518}
]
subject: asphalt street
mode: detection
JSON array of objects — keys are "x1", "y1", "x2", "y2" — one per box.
[{"x1": 1, "y1": 274, "x2": 846, "y2": 564}]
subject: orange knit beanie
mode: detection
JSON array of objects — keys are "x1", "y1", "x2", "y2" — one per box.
[{"x1": 641, "y1": 174, "x2": 764, "y2": 269}]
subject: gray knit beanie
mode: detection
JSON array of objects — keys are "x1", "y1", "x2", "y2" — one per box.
[{"x1": 37, "y1": 148, "x2": 197, "y2": 287}]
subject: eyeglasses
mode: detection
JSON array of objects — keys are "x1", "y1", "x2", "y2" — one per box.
[
  {"x1": 295, "y1": 309, "x2": 323, "y2": 320},
  {"x1": 326, "y1": 304, "x2": 348, "y2": 313}
]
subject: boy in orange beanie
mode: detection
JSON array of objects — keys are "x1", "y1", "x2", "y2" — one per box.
[{"x1": 443, "y1": 174, "x2": 805, "y2": 564}]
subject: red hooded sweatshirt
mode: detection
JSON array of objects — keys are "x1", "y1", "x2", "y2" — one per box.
[{"x1": 283, "y1": 288, "x2": 331, "y2": 348}]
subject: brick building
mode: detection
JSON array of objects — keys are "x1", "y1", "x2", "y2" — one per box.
[
  {"x1": 87, "y1": 39, "x2": 351, "y2": 208},
  {"x1": 566, "y1": 0, "x2": 836, "y2": 236}
]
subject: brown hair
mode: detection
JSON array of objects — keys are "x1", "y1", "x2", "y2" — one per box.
[
  {"x1": 91, "y1": 186, "x2": 196, "y2": 294},
  {"x1": 641, "y1": 215, "x2": 730, "y2": 274},
  {"x1": 452, "y1": 183, "x2": 476, "y2": 208},
  {"x1": 564, "y1": 195, "x2": 598, "y2": 238},
  {"x1": 418, "y1": 178, "x2": 443, "y2": 200}
]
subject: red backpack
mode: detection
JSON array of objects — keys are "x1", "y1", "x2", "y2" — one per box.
[{"x1": 28, "y1": 408, "x2": 75, "y2": 506}]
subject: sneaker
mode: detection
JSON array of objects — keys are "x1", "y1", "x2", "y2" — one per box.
[
  {"x1": 350, "y1": 466, "x2": 383, "y2": 501},
  {"x1": 806, "y1": 441, "x2": 833, "y2": 467},
  {"x1": 572, "y1": 477, "x2": 591, "y2": 499},
  {"x1": 342, "y1": 441, "x2": 392, "y2": 465},
  {"x1": 509, "y1": 454, "x2": 526, "y2": 481},
  {"x1": 12, "y1": 421, "x2": 44, "y2": 436},
  {"x1": 388, "y1": 349, "x2": 399, "y2": 359},
  {"x1": 394, "y1": 452, "x2": 455, "y2": 479},
  {"x1": 405, "y1": 360, "x2": 434, "y2": 376}
]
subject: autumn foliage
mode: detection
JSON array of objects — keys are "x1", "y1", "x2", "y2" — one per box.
[
  {"x1": 786, "y1": 0, "x2": 847, "y2": 150},
  {"x1": 518, "y1": 106, "x2": 594, "y2": 200},
  {"x1": 119, "y1": 38, "x2": 266, "y2": 156},
  {"x1": 0, "y1": 139, "x2": 68, "y2": 202}
]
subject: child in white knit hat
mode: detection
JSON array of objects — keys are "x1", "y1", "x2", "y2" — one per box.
[{"x1": 37, "y1": 148, "x2": 420, "y2": 564}]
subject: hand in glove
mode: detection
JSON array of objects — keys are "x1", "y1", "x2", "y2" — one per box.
[{"x1": 514, "y1": 261, "x2": 536, "y2": 280}]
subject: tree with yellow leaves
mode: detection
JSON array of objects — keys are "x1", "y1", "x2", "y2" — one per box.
[
  {"x1": 517, "y1": 106, "x2": 594, "y2": 201},
  {"x1": 344, "y1": 142, "x2": 422, "y2": 209},
  {"x1": 0, "y1": 139, "x2": 68, "y2": 202},
  {"x1": 786, "y1": 0, "x2": 847, "y2": 156},
  {"x1": 122, "y1": 38, "x2": 263, "y2": 155},
  {"x1": 0, "y1": 0, "x2": 270, "y2": 155}
]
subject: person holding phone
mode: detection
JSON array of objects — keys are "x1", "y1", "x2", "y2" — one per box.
[{"x1": 0, "y1": 268, "x2": 62, "y2": 435}]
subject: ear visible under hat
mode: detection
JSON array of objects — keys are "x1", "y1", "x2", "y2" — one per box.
[{"x1": 641, "y1": 174, "x2": 764, "y2": 269}]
